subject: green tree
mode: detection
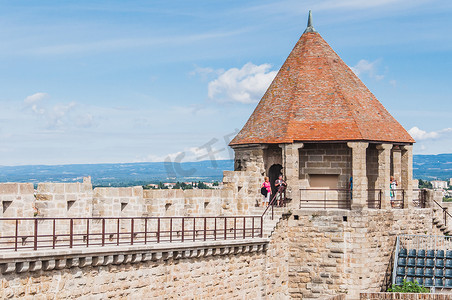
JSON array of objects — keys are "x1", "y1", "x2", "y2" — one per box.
[
  {"x1": 197, "y1": 181, "x2": 211, "y2": 189},
  {"x1": 158, "y1": 182, "x2": 168, "y2": 189},
  {"x1": 418, "y1": 179, "x2": 432, "y2": 189},
  {"x1": 388, "y1": 280, "x2": 429, "y2": 293}
]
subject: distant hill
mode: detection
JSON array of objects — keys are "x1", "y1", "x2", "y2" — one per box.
[
  {"x1": 413, "y1": 153, "x2": 452, "y2": 181},
  {"x1": 0, "y1": 154, "x2": 451, "y2": 187},
  {"x1": 0, "y1": 160, "x2": 234, "y2": 187}
]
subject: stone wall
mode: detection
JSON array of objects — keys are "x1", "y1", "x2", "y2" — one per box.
[
  {"x1": 0, "y1": 240, "x2": 270, "y2": 299},
  {"x1": 35, "y1": 181, "x2": 93, "y2": 218},
  {"x1": 0, "y1": 183, "x2": 36, "y2": 242},
  {"x1": 0, "y1": 170, "x2": 261, "y2": 222},
  {"x1": 299, "y1": 143, "x2": 352, "y2": 190},
  {"x1": 1, "y1": 206, "x2": 442, "y2": 300},
  {"x1": 0, "y1": 183, "x2": 35, "y2": 218},
  {"x1": 277, "y1": 208, "x2": 441, "y2": 300},
  {"x1": 360, "y1": 293, "x2": 452, "y2": 299},
  {"x1": 366, "y1": 144, "x2": 379, "y2": 191}
]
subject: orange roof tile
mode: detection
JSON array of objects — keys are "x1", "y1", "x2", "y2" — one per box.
[{"x1": 230, "y1": 15, "x2": 415, "y2": 146}]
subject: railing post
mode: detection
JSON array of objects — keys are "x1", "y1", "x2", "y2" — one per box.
[
  {"x1": 144, "y1": 218, "x2": 147, "y2": 244},
  {"x1": 252, "y1": 217, "x2": 254, "y2": 238},
  {"x1": 69, "y1": 219, "x2": 73, "y2": 248},
  {"x1": 193, "y1": 218, "x2": 196, "y2": 242},
  {"x1": 234, "y1": 218, "x2": 237, "y2": 239},
  {"x1": 170, "y1": 218, "x2": 173, "y2": 242},
  {"x1": 102, "y1": 219, "x2": 105, "y2": 246},
  {"x1": 86, "y1": 219, "x2": 89, "y2": 247},
  {"x1": 260, "y1": 216, "x2": 263, "y2": 238},
  {"x1": 299, "y1": 189, "x2": 302, "y2": 209},
  {"x1": 444, "y1": 208, "x2": 447, "y2": 227},
  {"x1": 117, "y1": 218, "x2": 120, "y2": 246},
  {"x1": 204, "y1": 218, "x2": 207, "y2": 241},
  {"x1": 214, "y1": 218, "x2": 217, "y2": 241},
  {"x1": 131, "y1": 218, "x2": 134, "y2": 245},
  {"x1": 34, "y1": 218, "x2": 38, "y2": 250},
  {"x1": 379, "y1": 190, "x2": 382, "y2": 209},
  {"x1": 14, "y1": 219, "x2": 18, "y2": 251},
  {"x1": 402, "y1": 190, "x2": 405, "y2": 209},
  {"x1": 182, "y1": 217, "x2": 185, "y2": 242},
  {"x1": 243, "y1": 217, "x2": 246, "y2": 239},
  {"x1": 157, "y1": 218, "x2": 160, "y2": 243},
  {"x1": 224, "y1": 217, "x2": 227, "y2": 240},
  {"x1": 52, "y1": 219, "x2": 56, "y2": 249}
]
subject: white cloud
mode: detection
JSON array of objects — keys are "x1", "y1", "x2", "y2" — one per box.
[
  {"x1": 75, "y1": 113, "x2": 95, "y2": 128},
  {"x1": 22, "y1": 31, "x2": 245, "y2": 56},
  {"x1": 46, "y1": 102, "x2": 77, "y2": 129},
  {"x1": 350, "y1": 59, "x2": 384, "y2": 81},
  {"x1": 409, "y1": 126, "x2": 452, "y2": 141},
  {"x1": 189, "y1": 66, "x2": 222, "y2": 78},
  {"x1": 24, "y1": 92, "x2": 48, "y2": 115},
  {"x1": 23, "y1": 92, "x2": 95, "y2": 130},
  {"x1": 389, "y1": 80, "x2": 397, "y2": 87},
  {"x1": 207, "y1": 62, "x2": 277, "y2": 104},
  {"x1": 315, "y1": 0, "x2": 415, "y2": 10},
  {"x1": 24, "y1": 92, "x2": 48, "y2": 104}
]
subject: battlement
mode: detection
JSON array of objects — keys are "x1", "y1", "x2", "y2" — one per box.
[{"x1": 0, "y1": 169, "x2": 261, "y2": 221}]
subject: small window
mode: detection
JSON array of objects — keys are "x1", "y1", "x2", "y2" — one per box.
[
  {"x1": 121, "y1": 203, "x2": 127, "y2": 211},
  {"x1": 67, "y1": 200, "x2": 75, "y2": 211},
  {"x1": 2, "y1": 201, "x2": 12, "y2": 213}
]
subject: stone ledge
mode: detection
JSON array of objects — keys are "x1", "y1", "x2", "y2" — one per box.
[
  {"x1": 0, "y1": 238, "x2": 269, "y2": 275},
  {"x1": 360, "y1": 292, "x2": 452, "y2": 299}
]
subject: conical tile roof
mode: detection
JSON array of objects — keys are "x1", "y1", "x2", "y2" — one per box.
[{"x1": 230, "y1": 13, "x2": 414, "y2": 146}]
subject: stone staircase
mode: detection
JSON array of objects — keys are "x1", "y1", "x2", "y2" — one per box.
[
  {"x1": 250, "y1": 206, "x2": 290, "y2": 238},
  {"x1": 432, "y1": 206, "x2": 452, "y2": 236}
]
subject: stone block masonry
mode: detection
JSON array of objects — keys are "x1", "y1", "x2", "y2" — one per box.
[
  {"x1": 0, "y1": 239, "x2": 270, "y2": 299},
  {"x1": 360, "y1": 293, "x2": 452, "y2": 299},
  {"x1": 0, "y1": 170, "x2": 260, "y2": 222},
  {"x1": 0, "y1": 178, "x2": 444, "y2": 299},
  {"x1": 279, "y1": 208, "x2": 441, "y2": 300}
]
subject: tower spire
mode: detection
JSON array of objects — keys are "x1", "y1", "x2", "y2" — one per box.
[{"x1": 303, "y1": 10, "x2": 317, "y2": 33}]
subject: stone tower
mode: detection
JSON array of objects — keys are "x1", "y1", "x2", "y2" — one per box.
[{"x1": 229, "y1": 11, "x2": 415, "y2": 210}]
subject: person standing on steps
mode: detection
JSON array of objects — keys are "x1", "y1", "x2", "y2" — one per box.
[
  {"x1": 261, "y1": 177, "x2": 272, "y2": 207},
  {"x1": 274, "y1": 174, "x2": 287, "y2": 206}
]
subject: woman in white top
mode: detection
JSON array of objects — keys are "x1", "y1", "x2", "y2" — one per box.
[{"x1": 390, "y1": 176, "x2": 398, "y2": 207}]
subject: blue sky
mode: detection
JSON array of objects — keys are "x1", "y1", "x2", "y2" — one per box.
[{"x1": 0, "y1": 0, "x2": 451, "y2": 166}]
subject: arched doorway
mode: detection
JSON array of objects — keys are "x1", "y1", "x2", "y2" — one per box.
[{"x1": 268, "y1": 164, "x2": 283, "y2": 195}]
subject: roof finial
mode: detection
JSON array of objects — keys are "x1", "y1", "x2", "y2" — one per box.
[{"x1": 303, "y1": 10, "x2": 317, "y2": 34}]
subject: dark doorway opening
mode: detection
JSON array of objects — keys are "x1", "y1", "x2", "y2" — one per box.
[{"x1": 268, "y1": 164, "x2": 283, "y2": 195}]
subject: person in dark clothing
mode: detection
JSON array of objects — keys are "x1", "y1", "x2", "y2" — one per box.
[{"x1": 274, "y1": 175, "x2": 287, "y2": 206}]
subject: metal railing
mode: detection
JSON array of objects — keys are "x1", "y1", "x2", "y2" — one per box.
[
  {"x1": 0, "y1": 216, "x2": 263, "y2": 252},
  {"x1": 367, "y1": 189, "x2": 382, "y2": 209},
  {"x1": 299, "y1": 189, "x2": 351, "y2": 210},
  {"x1": 298, "y1": 188, "x2": 426, "y2": 210},
  {"x1": 262, "y1": 189, "x2": 284, "y2": 220},
  {"x1": 390, "y1": 189, "x2": 405, "y2": 209},
  {"x1": 432, "y1": 199, "x2": 452, "y2": 227}
]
